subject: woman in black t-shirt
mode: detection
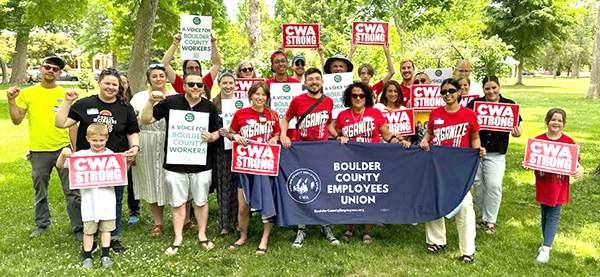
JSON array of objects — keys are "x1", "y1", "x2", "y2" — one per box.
[
  {"x1": 55, "y1": 68, "x2": 140, "y2": 253},
  {"x1": 466, "y1": 76, "x2": 522, "y2": 235}
]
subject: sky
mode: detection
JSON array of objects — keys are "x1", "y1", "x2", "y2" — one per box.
[{"x1": 223, "y1": 0, "x2": 276, "y2": 21}]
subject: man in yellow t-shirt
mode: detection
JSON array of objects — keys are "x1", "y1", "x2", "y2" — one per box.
[{"x1": 7, "y1": 55, "x2": 83, "y2": 240}]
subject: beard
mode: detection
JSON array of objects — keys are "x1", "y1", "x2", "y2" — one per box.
[{"x1": 307, "y1": 86, "x2": 321, "y2": 95}]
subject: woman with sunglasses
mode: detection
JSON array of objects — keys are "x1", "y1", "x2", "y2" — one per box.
[
  {"x1": 237, "y1": 61, "x2": 257, "y2": 78},
  {"x1": 128, "y1": 64, "x2": 177, "y2": 237},
  {"x1": 162, "y1": 33, "x2": 222, "y2": 97},
  {"x1": 210, "y1": 70, "x2": 239, "y2": 236},
  {"x1": 55, "y1": 68, "x2": 141, "y2": 253},
  {"x1": 419, "y1": 78, "x2": 485, "y2": 263},
  {"x1": 226, "y1": 81, "x2": 280, "y2": 255},
  {"x1": 335, "y1": 82, "x2": 401, "y2": 244},
  {"x1": 465, "y1": 76, "x2": 522, "y2": 235},
  {"x1": 374, "y1": 80, "x2": 412, "y2": 146}
]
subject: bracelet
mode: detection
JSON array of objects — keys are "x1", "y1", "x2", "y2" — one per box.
[{"x1": 130, "y1": 145, "x2": 141, "y2": 152}]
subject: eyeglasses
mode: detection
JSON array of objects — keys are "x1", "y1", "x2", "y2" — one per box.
[
  {"x1": 148, "y1": 63, "x2": 165, "y2": 70},
  {"x1": 186, "y1": 82, "x2": 205, "y2": 88},
  {"x1": 240, "y1": 67, "x2": 253, "y2": 73},
  {"x1": 294, "y1": 60, "x2": 305, "y2": 67},
  {"x1": 413, "y1": 79, "x2": 427, "y2": 85},
  {"x1": 43, "y1": 64, "x2": 61, "y2": 73},
  {"x1": 351, "y1": 93, "x2": 365, "y2": 99},
  {"x1": 272, "y1": 58, "x2": 287, "y2": 64},
  {"x1": 440, "y1": 88, "x2": 458, "y2": 95},
  {"x1": 186, "y1": 66, "x2": 201, "y2": 71}
]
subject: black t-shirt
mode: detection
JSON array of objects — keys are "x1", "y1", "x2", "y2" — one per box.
[
  {"x1": 153, "y1": 94, "x2": 220, "y2": 173},
  {"x1": 466, "y1": 95, "x2": 522, "y2": 154},
  {"x1": 69, "y1": 95, "x2": 140, "y2": 152}
]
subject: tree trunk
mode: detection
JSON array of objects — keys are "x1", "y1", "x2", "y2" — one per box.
[
  {"x1": 587, "y1": 6, "x2": 600, "y2": 98},
  {"x1": 9, "y1": 28, "x2": 30, "y2": 86},
  {"x1": 127, "y1": 0, "x2": 159, "y2": 95},
  {"x1": 515, "y1": 62, "x2": 524, "y2": 85},
  {"x1": 111, "y1": 52, "x2": 118, "y2": 69},
  {"x1": 0, "y1": 57, "x2": 7, "y2": 84},
  {"x1": 247, "y1": 0, "x2": 261, "y2": 58}
]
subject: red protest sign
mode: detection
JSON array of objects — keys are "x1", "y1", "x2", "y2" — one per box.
[
  {"x1": 382, "y1": 108, "x2": 415, "y2": 136},
  {"x1": 282, "y1": 23, "x2": 319, "y2": 48},
  {"x1": 523, "y1": 138, "x2": 579, "y2": 175},
  {"x1": 231, "y1": 141, "x2": 281, "y2": 176},
  {"x1": 235, "y1": 78, "x2": 264, "y2": 100},
  {"x1": 459, "y1": 94, "x2": 479, "y2": 108},
  {"x1": 473, "y1": 102, "x2": 520, "y2": 132},
  {"x1": 69, "y1": 153, "x2": 127, "y2": 189},
  {"x1": 352, "y1": 22, "x2": 388, "y2": 46},
  {"x1": 410, "y1": 84, "x2": 443, "y2": 111}
]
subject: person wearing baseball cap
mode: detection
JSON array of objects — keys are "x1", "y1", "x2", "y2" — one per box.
[
  {"x1": 291, "y1": 55, "x2": 305, "y2": 82},
  {"x1": 265, "y1": 50, "x2": 300, "y2": 86},
  {"x1": 6, "y1": 54, "x2": 83, "y2": 240}
]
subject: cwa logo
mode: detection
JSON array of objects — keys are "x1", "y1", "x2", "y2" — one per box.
[{"x1": 286, "y1": 168, "x2": 321, "y2": 204}]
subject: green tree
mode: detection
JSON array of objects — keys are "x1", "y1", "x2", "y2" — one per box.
[
  {"x1": 0, "y1": 0, "x2": 88, "y2": 85},
  {"x1": 485, "y1": 0, "x2": 574, "y2": 85}
]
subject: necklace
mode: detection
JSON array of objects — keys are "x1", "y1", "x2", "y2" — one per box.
[{"x1": 351, "y1": 108, "x2": 365, "y2": 124}]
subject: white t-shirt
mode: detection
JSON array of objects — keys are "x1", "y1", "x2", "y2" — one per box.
[{"x1": 66, "y1": 149, "x2": 118, "y2": 222}]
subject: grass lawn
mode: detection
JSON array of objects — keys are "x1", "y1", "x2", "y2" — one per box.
[{"x1": 0, "y1": 77, "x2": 599, "y2": 276}]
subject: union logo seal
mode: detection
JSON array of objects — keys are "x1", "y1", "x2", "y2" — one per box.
[
  {"x1": 286, "y1": 168, "x2": 321, "y2": 204},
  {"x1": 193, "y1": 17, "x2": 201, "y2": 25},
  {"x1": 185, "y1": 113, "x2": 195, "y2": 122}
]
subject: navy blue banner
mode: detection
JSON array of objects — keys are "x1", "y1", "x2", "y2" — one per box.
[{"x1": 274, "y1": 141, "x2": 480, "y2": 226}]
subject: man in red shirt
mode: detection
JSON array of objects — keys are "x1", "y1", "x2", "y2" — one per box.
[
  {"x1": 399, "y1": 59, "x2": 415, "y2": 107},
  {"x1": 280, "y1": 67, "x2": 340, "y2": 248},
  {"x1": 266, "y1": 51, "x2": 300, "y2": 86}
]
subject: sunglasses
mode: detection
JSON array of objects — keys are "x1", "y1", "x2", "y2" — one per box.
[
  {"x1": 186, "y1": 82, "x2": 205, "y2": 88},
  {"x1": 43, "y1": 64, "x2": 61, "y2": 72},
  {"x1": 440, "y1": 88, "x2": 458, "y2": 95},
  {"x1": 148, "y1": 63, "x2": 165, "y2": 70},
  {"x1": 294, "y1": 60, "x2": 305, "y2": 67},
  {"x1": 272, "y1": 58, "x2": 287, "y2": 64},
  {"x1": 240, "y1": 67, "x2": 253, "y2": 73},
  {"x1": 351, "y1": 93, "x2": 365, "y2": 99},
  {"x1": 413, "y1": 79, "x2": 427, "y2": 85}
]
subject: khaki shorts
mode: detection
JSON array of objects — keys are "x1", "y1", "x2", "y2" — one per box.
[
  {"x1": 83, "y1": 220, "x2": 116, "y2": 235},
  {"x1": 165, "y1": 169, "x2": 211, "y2": 207}
]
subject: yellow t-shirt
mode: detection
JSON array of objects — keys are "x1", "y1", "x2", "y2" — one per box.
[{"x1": 15, "y1": 84, "x2": 70, "y2": 151}]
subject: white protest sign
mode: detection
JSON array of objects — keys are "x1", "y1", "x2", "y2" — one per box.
[
  {"x1": 270, "y1": 83, "x2": 303, "y2": 127},
  {"x1": 167, "y1": 110, "x2": 209, "y2": 165},
  {"x1": 323, "y1": 72, "x2": 353, "y2": 118},
  {"x1": 222, "y1": 98, "x2": 249, "y2": 150},
  {"x1": 424, "y1": 68, "x2": 453, "y2": 85},
  {"x1": 180, "y1": 15, "x2": 212, "y2": 61}
]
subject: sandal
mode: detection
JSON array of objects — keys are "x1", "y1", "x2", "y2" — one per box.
[
  {"x1": 459, "y1": 254, "x2": 475, "y2": 263},
  {"x1": 199, "y1": 240, "x2": 214, "y2": 250},
  {"x1": 164, "y1": 245, "x2": 180, "y2": 256},
  {"x1": 484, "y1": 223, "x2": 496, "y2": 235},
  {"x1": 342, "y1": 230, "x2": 354, "y2": 241},
  {"x1": 150, "y1": 224, "x2": 164, "y2": 237},
  {"x1": 255, "y1": 247, "x2": 268, "y2": 255},
  {"x1": 228, "y1": 240, "x2": 245, "y2": 250},
  {"x1": 362, "y1": 234, "x2": 373, "y2": 244},
  {"x1": 426, "y1": 244, "x2": 447, "y2": 254}
]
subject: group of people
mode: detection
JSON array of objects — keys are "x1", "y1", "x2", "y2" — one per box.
[{"x1": 6, "y1": 33, "x2": 584, "y2": 269}]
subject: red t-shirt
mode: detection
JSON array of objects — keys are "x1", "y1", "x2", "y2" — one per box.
[
  {"x1": 265, "y1": 76, "x2": 300, "y2": 86},
  {"x1": 370, "y1": 80, "x2": 384, "y2": 102},
  {"x1": 229, "y1": 107, "x2": 281, "y2": 143},
  {"x1": 400, "y1": 81, "x2": 411, "y2": 107},
  {"x1": 428, "y1": 106, "x2": 479, "y2": 148},
  {"x1": 285, "y1": 93, "x2": 333, "y2": 141},
  {"x1": 335, "y1": 107, "x2": 387, "y2": 143},
  {"x1": 173, "y1": 74, "x2": 214, "y2": 95},
  {"x1": 534, "y1": 133, "x2": 577, "y2": 206}
]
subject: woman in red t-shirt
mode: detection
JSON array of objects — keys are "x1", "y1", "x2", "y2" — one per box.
[
  {"x1": 532, "y1": 108, "x2": 584, "y2": 263},
  {"x1": 374, "y1": 80, "x2": 412, "y2": 146},
  {"x1": 226, "y1": 81, "x2": 280, "y2": 255},
  {"x1": 419, "y1": 78, "x2": 485, "y2": 263},
  {"x1": 335, "y1": 82, "x2": 403, "y2": 244}
]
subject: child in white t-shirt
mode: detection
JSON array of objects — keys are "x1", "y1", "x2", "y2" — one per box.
[{"x1": 57, "y1": 122, "x2": 118, "y2": 269}]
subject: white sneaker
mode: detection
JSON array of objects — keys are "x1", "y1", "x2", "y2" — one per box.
[
  {"x1": 536, "y1": 246, "x2": 550, "y2": 263},
  {"x1": 321, "y1": 226, "x2": 340, "y2": 245}
]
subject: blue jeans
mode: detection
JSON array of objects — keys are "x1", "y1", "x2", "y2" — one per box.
[
  {"x1": 111, "y1": 185, "x2": 124, "y2": 239},
  {"x1": 541, "y1": 204, "x2": 562, "y2": 247}
]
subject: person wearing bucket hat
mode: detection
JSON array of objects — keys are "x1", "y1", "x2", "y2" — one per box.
[
  {"x1": 265, "y1": 50, "x2": 300, "y2": 86},
  {"x1": 7, "y1": 54, "x2": 83, "y2": 240},
  {"x1": 324, "y1": 54, "x2": 354, "y2": 74}
]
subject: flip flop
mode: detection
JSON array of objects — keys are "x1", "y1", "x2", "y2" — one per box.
[
  {"x1": 255, "y1": 247, "x2": 268, "y2": 255},
  {"x1": 164, "y1": 245, "x2": 180, "y2": 256},
  {"x1": 199, "y1": 240, "x2": 214, "y2": 250},
  {"x1": 228, "y1": 242, "x2": 244, "y2": 250}
]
